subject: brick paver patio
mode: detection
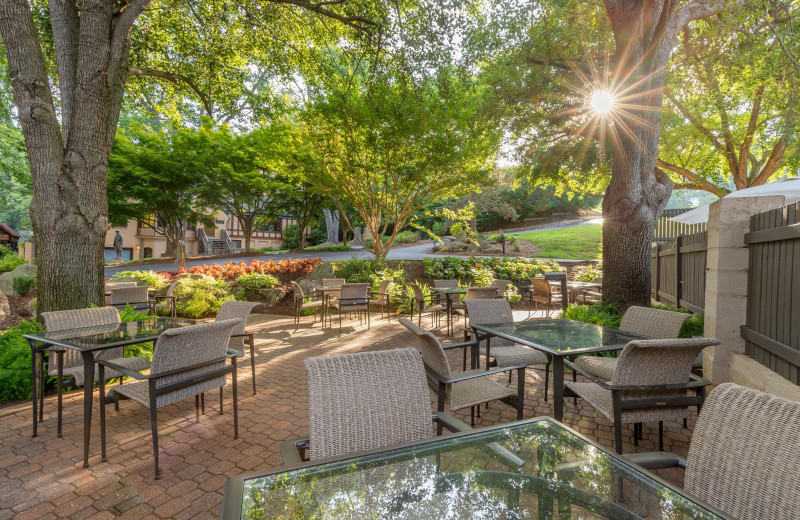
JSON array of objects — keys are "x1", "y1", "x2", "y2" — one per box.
[{"x1": 0, "y1": 312, "x2": 693, "y2": 519}]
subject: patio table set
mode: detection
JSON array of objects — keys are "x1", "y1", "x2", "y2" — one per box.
[{"x1": 20, "y1": 281, "x2": 800, "y2": 520}]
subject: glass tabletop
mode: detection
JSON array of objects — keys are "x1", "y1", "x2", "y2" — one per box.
[
  {"x1": 431, "y1": 287, "x2": 470, "y2": 294},
  {"x1": 23, "y1": 317, "x2": 197, "y2": 351},
  {"x1": 471, "y1": 319, "x2": 649, "y2": 356},
  {"x1": 226, "y1": 418, "x2": 726, "y2": 519}
]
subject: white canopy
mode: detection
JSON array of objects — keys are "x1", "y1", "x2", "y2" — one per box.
[{"x1": 669, "y1": 178, "x2": 800, "y2": 224}]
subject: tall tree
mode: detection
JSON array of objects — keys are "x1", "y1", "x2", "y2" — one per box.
[
  {"x1": 193, "y1": 121, "x2": 292, "y2": 251},
  {"x1": 107, "y1": 123, "x2": 213, "y2": 260},
  {"x1": 275, "y1": 178, "x2": 327, "y2": 250},
  {"x1": 0, "y1": 0, "x2": 380, "y2": 313},
  {"x1": 303, "y1": 58, "x2": 499, "y2": 260}
]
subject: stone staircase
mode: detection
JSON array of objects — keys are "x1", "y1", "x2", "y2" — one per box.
[{"x1": 208, "y1": 239, "x2": 232, "y2": 255}]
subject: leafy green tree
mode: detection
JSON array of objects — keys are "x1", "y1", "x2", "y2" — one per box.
[
  {"x1": 0, "y1": 125, "x2": 32, "y2": 231},
  {"x1": 303, "y1": 56, "x2": 500, "y2": 260},
  {"x1": 658, "y1": 13, "x2": 799, "y2": 196},
  {"x1": 108, "y1": 123, "x2": 213, "y2": 263},
  {"x1": 193, "y1": 121, "x2": 292, "y2": 251},
  {"x1": 275, "y1": 177, "x2": 327, "y2": 251}
]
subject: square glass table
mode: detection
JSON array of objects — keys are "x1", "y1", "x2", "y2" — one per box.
[
  {"x1": 430, "y1": 287, "x2": 471, "y2": 336},
  {"x1": 24, "y1": 317, "x2": 197, "y2": 467},
  {"x1": 470, "y1": 319, "x2": 649, "y2": 421},
  {"x1": 222, "y1": 417, "x2": 728, "y2": 519}
]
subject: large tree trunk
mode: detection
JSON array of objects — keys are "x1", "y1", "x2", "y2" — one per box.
[
  {"x1": 602, "y1": 1, "x2": 674, "y2": 308},
  {"x1": 0, "y1": 0, "x2": 142, "y2": 313},
  {"x1": 322, "y1": 209, "x2": 340, "y2": 245}
]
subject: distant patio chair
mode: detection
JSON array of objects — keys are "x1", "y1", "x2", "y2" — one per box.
[
  {"x1": 408, "y1": 283, "x2": 446, "y2": 328},
  {"x1": 99, "y1": 319, "x2": 241, "y2": 478},
  {"x1": 216, "y1": 301, "x2": 259, "y2": 394},
  {"x1": 40, "y1": 307, "x2": 150, "y2": 437},
  {"x1": 489, "y1": 279, "x2": 512, "y2": 299},
  {"x1": 370, "y1": 279, "x2": 393, "y2": 321},
  {"x1": 321, "y1": 278, "x2": 345, "y2": 300},
  {"x1": 153, "y1": 280, "x2": 180, "y2": 318},
  {"x1": 109, "y1": 286, "x2": 152, "y2": 313},
  {"x1": 291, "y1": 281, "x2": 323, "y2": 330},
  {"x1": 565, "y1": 337, "x2": 718, "y2": 453},
  {"x1": 528, "y1": 278, "x2": 562, "y2": 317},
  {"x1": 400, "y1": 318, "x2": 526, "y2": 426},
  {"x1": 330, "y1": 283, "x2": 371, "y2": 333},
  {"x1": 280, "y1": 348, "x2": 470, "y2": 464},
  {"x1": 627, "y1": 382, "x2": 800, "y2": 520},
  {"x1": 104, "y1": 281, "x2": 137, "y2": 305}
]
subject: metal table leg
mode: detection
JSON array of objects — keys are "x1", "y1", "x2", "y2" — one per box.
[
  {"x1": 81, "y1": 351, "x2": 95, "y2": 468},
  {"x1": 29, "y1": 340, "x2": 38, "y2": 437},
  {"x1": 553, "y1": 356, "x2": 565, "y2": 421}
]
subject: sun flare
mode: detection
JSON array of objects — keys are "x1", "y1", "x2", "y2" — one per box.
[{"x1": 590, "y1": 90, "x2": 615, "y2": 113}]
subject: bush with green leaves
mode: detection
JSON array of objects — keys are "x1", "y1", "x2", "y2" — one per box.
[
  {"x1": 394, "y1": 230, "x2": 419, "y2": 244},
  {"x1": 0, "y1": 318, "x2": 45, "y2": 402},
  {"x1": 281, "y1": 223, "x2": 300, "y2": 250},
  {"x1": 470, "y1": 266, "x2": 494, "y2": 287},
  {"x1": 431, "y1": 221, "x2": 448, "y2": 237},
  {"x1": 331, "y1": 258, "x2": 389, "y2": 283},
  {"x1": 174, "y1": 276, "x2": 234, "y2": 318},
  {"x1": 563, "y1": 301, "x2": 704, "y2": 338},
  {"x1": 233, "y1": 272, "x2": 280, "y2": 289},
  {"x1": 12, "y1": 274, "x2": 35, "y2": 296},
  {"x1": 423, "y1": 256, "x2": 563, "y2": 282},
  {"x1": 575, "y1": 264, "x2": 603, "y2": 283},
  {"x1": 107, "y1": 270, "x2": 168, "y2": 288},
  {"x1": 308, "y1": 228, "x2": 327, "y2": 246},
  {"x1": 504, "y1": 284, "x2": 522, "y2": 303},
  {"x1": 0, "y1": 248, "x2": 25, "y2": 273}
]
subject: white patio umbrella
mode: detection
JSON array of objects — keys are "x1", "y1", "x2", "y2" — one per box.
[{"x1": 669, "y1": 177, "x2": 800, "y2": 224}]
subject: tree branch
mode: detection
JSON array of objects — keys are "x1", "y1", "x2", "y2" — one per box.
[
  {"x1": 264, "y1": 0, "x2": 377, "y2": 32},
  {"x1": 737, "y1": 83, "x2": 765, "y2": 186},
  {"x1": 128, "y1": 67, "x2": 214, "y2": 117},
  {"x1": 669, "y1": 0, "x2": 750, "y2": 36},
  {"x1": 48, "y1": 0, "x2": 79, "y2": 144},
  {"x1": 664, "y1": 90, "x2": 725, "y2": 153},
  {"x1": 656, "y1": 158, "x2": 726, "y2": 196}
]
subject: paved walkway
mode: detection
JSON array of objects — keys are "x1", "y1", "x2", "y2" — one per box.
[
  {"x1": 104, "y1": 218, "x2": 600, "y2": 276},
  {"x1": 0, "y1": 311, "x2": 691, "y2": 519}
]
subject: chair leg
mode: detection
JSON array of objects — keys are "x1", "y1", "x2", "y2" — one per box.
[
  {"x1": 638, "y1": 422, "x2": 643, "y2": 440},
  {"x1": 195, "y1": 395, "x2": 200, "y2": 423},
  {"x1": 219, "y1": 387, "x2": 223, "y2": 415},
  {"x1": 470, "y1": 406, "x2": 475, "y2": 427},
  {"x1": 99, "y1": 365, "x2": 107, "y2": 462},
  {"x1": 57, "y1": 351, "x2": 64, "y2": 437},
  {"x1": 683, "y1": 417, "x2": 688, "y2": 429},
  {"x1": 249, "y1": 335, "x2": 256, "y2": 395},
  {"x1": 232, "y1": 357, "x2": 239, "y2": 439},
  {"x1": 614, "y1": 418, "x2": 623, "y2": 454},
  {"x1": 150, "y1": 405, "x2": 160, "y2": 479},
  {"x1": 658, "y1": 421, "x2": 664, "y2": 451},
  {"x1": 544, "y1": 358, "x2": 550, "y2": 402},
  {"x1": 633, "y1": 423, "x2": 639, "y2": 446},
  {"x1": 200, "y1": 393, "x2": 205, "y2": 414},
  {"x1": 39, "y1": 352, "x2": 45, "y2": 423}
]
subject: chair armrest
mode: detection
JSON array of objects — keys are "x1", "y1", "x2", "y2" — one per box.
[
  {"x1": 565, "y1": 359, "x2": 712, "y2": 391},
  {"x1": 441, "y1": 340, "x2": 477, "y2": 351},
  {"x1": 99, "y1": 349, "x2": 240, "y2": 380},
  {"x1": 95, "y1": 359, "x2": 149, "y2": 379},
  {"x1": 564, "y1": 359, "x2": 612, "y2": 386},
  {"x1": 280, "y1": 437, "x2": 310, "y2": 465},
  {"x1": 428, "y1": 364, "x2": 526, "y2": 384},
  {"x1": 432, "y1": 412, "x2": 471, "y2": 433},
  {"x1": 625, "y1": 451, "x2": 687, "y2": 470},
  {"x1": 153, "y1": 295, "x2": 175, "y2": 303}
]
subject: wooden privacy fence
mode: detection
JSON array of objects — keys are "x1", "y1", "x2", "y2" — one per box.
[
  {"x1": 651, "y1": 230, "x2": 707, "y2": 313},
  {"x1": 653, "y1": 208, "x2": 707, "y2": 242},
  {"x1": 742, "y1": 202, "x2": 800, "y2": 384}
]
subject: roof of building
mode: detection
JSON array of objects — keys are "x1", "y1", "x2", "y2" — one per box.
[{"x1": 0, "y1": 221, "x2": 19, "y2": 240}]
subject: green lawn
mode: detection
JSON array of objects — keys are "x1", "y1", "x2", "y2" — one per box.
[{"x1": 516, "y1": 224, "x2": 602, "y2": 260}]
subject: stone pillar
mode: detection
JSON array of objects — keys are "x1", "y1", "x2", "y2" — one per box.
[{"x1": 703, "y1": 195, "x2": 785, "y2": 383}]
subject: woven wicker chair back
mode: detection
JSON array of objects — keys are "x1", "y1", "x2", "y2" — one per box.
[
  {"x1": 530, "y1": 278, "x2": 552, "y2": 296},
  {"x1": 291, "y1": 281, "x2": 305, "y2": 300},
  {"x1": 466, "y1": 287, "x2": 499, "y2": 300},
  {"x1": 216, "y1": 301, "x2": 258, "y2": 349},
  {"x1": 685, "y1": 383, "x2": 800, "y2": 520},
  {"x1": 109, "y1": 286, "x2": 149, "y2": 306},
  {"x1": 409, "y1": 283, "x2": 425, "y2": 304},
  {"x1": 304, "y1": 348, "x2": 432, "y2": 460},
  {"x1": 339, "y1": 283, "x2": 369, "y2": 300},
  {"x1": 322, "y1": 278, "x2": 345, "y2": 287},
  {"x1": 164, "y1": 280, "x2": 179, "y2": 297},
  {"x1": 105, "y1": 281, "x2": 137, "y2": 290},
  {"x1": 375, "y1": 280, "x2": 391, "y2": 304},
  {"x1": 150, "y1": 318, "x2": 239, "y2": 408},
  {"x1": 619, "y1": 306, "x2": 690, "y2": 339},
  {"x1": 463, "y1": 300, "x2": 515, "y2": 348},
  {"x1": 42, "y1": 307, "x2": 122, "y2": 374},
  {"x1": 611, "y1": 338, "x2": 719, "y2": 391},
  {"x1": 432, "y1": 279, "x2": 458, "y2": 288},
  {"x1": 398, "y1": 318, "x2": 452, "y2": 379},
  {"x1": 489, "y1": 279, "x2": 511, "y2": 296}
]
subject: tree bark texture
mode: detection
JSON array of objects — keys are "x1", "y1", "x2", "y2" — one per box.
[
  {"x1": 323, "y1": 209, "x2": 340, "y2": 246},
  {"x1": 0, "y1": 0, "x2": 144, "y2": 312}
]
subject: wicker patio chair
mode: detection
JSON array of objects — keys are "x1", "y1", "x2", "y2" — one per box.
[
  {"x1": 321, "y1": 278, "x2": 345, "y2": 300},
  {"x1": 328, "y1": 283, "x2": 371, "y2": 333},
  {"x1": 369, "y1": 279, "x2": 393, "y2": 321},
  {"x1": 626, "y1": 383, "x2": 800, "y2": 520},
  {"x1": 99, "y1": 319, "x2": 241, "y2": 479},
  {"x1": 400, "y1": 318, "x2": 526, "y2": 426},
  {"x1": 564, "y1": 337, "x2": 718, "y2": 453},
  {"x1": 489, "y1": 279, "x2": 512, "y2": 299},
  {"x1": 153, "y1": 280, "x2": 180, "y2": 317},
  {"x1": 528, "y1": 278, "x2": 562, "y2": 317},
  {"x1": 408, "y1": 283, "x2": 447, "y2": 328},
  {"x1": 291, "y1": 281, "x2": 323, "y2": 330},
  {"x1": 104, "y1": 281, "x2": 137, "y2": 304},
  {"x1": 463, "y1": 299, "x2": 549, "y2": 389},
  {"x1": 109, "y1": 285, "x2": 152, "y2": 313},
  {"x1": 280, "y1": 347, "x2": 471, "y2": 464},
  {"x1": 40, "y1": 307, "x2": 150, "y2": 437},
  {"x1": 580, "y1": 276, "x2": 603, "y2": 303},
  {"x1": 216, "y1": 301, "x2": 259, "y2": 395},
  {"x1": 465, "y1": 287, "x2": 499, "y2": 300},
  {"x1": 573, "y1": 306, "x2": 691, "y2": 382}
]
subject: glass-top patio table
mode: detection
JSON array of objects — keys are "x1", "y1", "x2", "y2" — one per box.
[
  {"x1": 470, "y1": 319, "x2": 649, "y2": 421},
  {"x1": 221, "y1": 417, "x2": 728, "y2": 519},
  {"x1": 24, "y1": 317, "x2": 197, "y2": 467},
  {"x1": 430, "y1": 286, "x2": 473, "y2": 336}
]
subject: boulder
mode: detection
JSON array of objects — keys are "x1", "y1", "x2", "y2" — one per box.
[
  {"x1": 306, "y1": 262, "x2": 335, "y2": 283},
  {"x1": 0, "y1": 290, "x2": 9, "y2": 320},
  {"x1": 0, "y1": 263, "x2": 37, "y2": 296},
  {"x1": 455, "y1": 230, "x2": 468, "y2": 243},
  {"x1": 242, "y1": 288, "x2": 282, "y2": 306}
]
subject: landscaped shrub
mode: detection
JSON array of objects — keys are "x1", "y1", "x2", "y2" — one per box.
[
  {"x1": 304, "y1": 244, "x2": 351, "y2": 251},
  {"x1": 0, "y1": 246, "x2": 25, "y2": 273},
  {"x1": 174, "y1": 276, "x2": 234, "y2": 318},
  {"x1": 423, "y1": 257, "x2": 563, "y2": 282},
  {"x1": 394, "y1": 230, "x2": 419, "y2": 244},
  {"x1": 431, "y1": 221, "x2": 448, "y2": 238},
  {"x1": 0, "y1": 318, "x2": 45, "y2": 402},
  {"x1": 504, "y1": 285, "x2": 522, "y2": 303},
  {"x1": 308, "y1": 228, "x2": 327, "y2": 246},
  {"x1": 470, "y1": 266, "x2": 494, "y2": 287},
  {"x1": 331, "y1": 258, "x2": 389, "y2": 283},
  {"x1": 575, "y1": 264, "x2": 602, "y2": 282},
  {"x1": 233, "y1": 272, "x2": 280, "y2": 289},
  {"x1": 118, "y1": 304, "x2": 156, "y2": 359},
  {"x1": 563, "y1": 301, "x2": 704, "y2": 338},
  {"x1": 184, "y1": 258, "x2": 321, "y2": 280},
  {"x1": 280, "y1": 223, "x2": 300, "y2": 250},
  {"x1": 107, "y1": 270, "x2": 168, "y2": 288},
  {"x1": 12, "y1": 274, "x2": 36, "y2": 296}
]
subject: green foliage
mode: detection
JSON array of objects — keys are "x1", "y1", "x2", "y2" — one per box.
[
  {"x1": 331, "y1": 258, "x2": 389, "y2": 283},
  {"x1": 280, "y1": 223, "x2": 300, "y2": 250},
  {"x1": 431, "y1": 221, "x2": 448, "y2": 237},
  {"x1": 0, "y1": 319, "x2": 44, "y2": 402},
  {"x1": 575, "y1": 264, "x2": 603, "y2": 283},
  {"x1": 470, "y1": 266, "x2": 494, "y2": 287},
  {"x1": 308, "y1": 228, "x2": 327, "y2": 246},
  {"x1": 0, "y1": 249, "x2": 25, "y2": 273},
  {"x1": 504, "y1": 284, "x2": 522, "y2": 303},
  {"x1": 254, "y1": 246, "x2": 278, "y2": 253},
  {"x1": 562, "y1": 302, "x2": 623, "y2": 329},
  {"x1": 423, "y1": 257, "x2": 563, "y2": 282},
  {"x1": 0, "y1": 125, "x2": 32, "y2": 231},
  {"x1": 516, "y1": 225, "x2": 602, "y2": 260},
  {"x1": 13, "y1": 275, "x2": 35, "y2": 296},
  {"x1": 233, "y1": 272, "x2": 280, "y2": 289},
  {"x1": 174, "y1": 276, "x2": 234, "y2": 318},
  {"x1": 118, "y1": 304, "x2": 156, "y2": 359},
  {"x1": 396, "y1": 282, "x2": 432, "y2": 314},
  {"x1": 304, "y1": 244, "x2": 351, "y2": 251},
  {"x1": 394, "y1": 230, "x2": 419, "y2": 244},
  {"x1": 108, "y1": 270, "x2": 168, "y2": 288}
]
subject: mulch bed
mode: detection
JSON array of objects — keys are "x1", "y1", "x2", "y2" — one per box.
[{"x1": 0, "y1": 290, "x2": 36, "y2": 329}]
